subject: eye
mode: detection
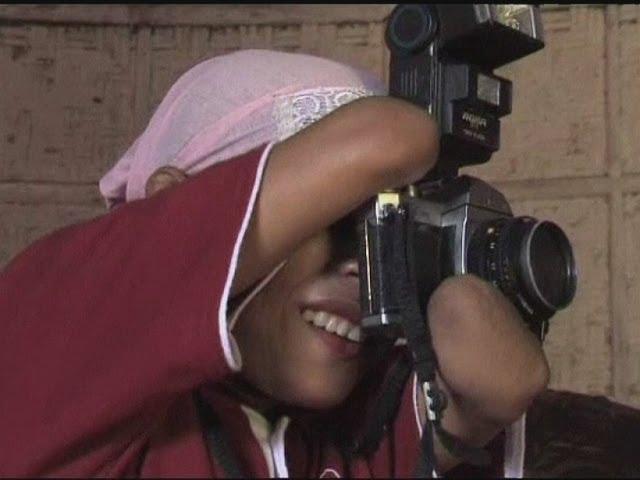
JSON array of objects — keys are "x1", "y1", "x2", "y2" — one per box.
[{"x1": 329, "y1": 213, "x2": 359, "y2": 264}]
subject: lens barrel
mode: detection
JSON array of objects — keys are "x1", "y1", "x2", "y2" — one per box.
[{"x1": 467, "y1": 216, "x2": 577, "y2": 323}]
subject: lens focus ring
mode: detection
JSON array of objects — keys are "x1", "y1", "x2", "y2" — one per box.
[{"x1": 468, "y1": 216, "x2": 577, "y2": 323}]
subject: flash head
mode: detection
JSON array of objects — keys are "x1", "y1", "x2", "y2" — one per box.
[
  {"x1": 387, "y1": 4, "x2": 545, "y2": 68},
  {"x1": 439, "y1": 4, "x2": 544, "y2": 68},
  {"x1": 386, "y1": 4, "x2": 545, "y2": 177}
]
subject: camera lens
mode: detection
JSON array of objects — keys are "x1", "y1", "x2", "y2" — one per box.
[
  {"x1": 467, "y1": 216, "x2": 577, "y2": 321},
  {"x1": 524, "y1": 221, "x2": 576, "y2": 310}
]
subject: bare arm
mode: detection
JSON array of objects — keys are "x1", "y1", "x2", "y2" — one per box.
[
  {"x1": 226, "y1": 94, "x2": 546, "y2": 472},
  {"x1": 425, "y1": 274, "x2": 550, "y2": 472},
  {"x1": 231, "y1": 96, "x2": 439, "y2": 296}
]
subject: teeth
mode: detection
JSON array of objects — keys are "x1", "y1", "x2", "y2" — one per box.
[
  {"x1": 302, "y1": 309, "x2": 362, "y2": 343},
  {"x1": 325, "y1": 317, "x2": 339, "y2": 333},
  {"x1": 347, "y1": 326, "x2": 362, "y2": 342},
  {"x1": 336, "y1": 320, "x2": 350, "y2": 337},
  {"x1": 312, "y1": 311, "x2": 330, "y2": 328}
]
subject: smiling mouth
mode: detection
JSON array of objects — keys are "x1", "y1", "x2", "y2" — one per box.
[{"x1": 301, "y1": 309, "x2": 363, "y2": 343}]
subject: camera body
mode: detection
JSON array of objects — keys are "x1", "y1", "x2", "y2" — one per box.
[
  {"x1": 358, "y1": 5, "x2": 577, "y2": 341},
  {"x1": 404, "y1": 176, "x2": 575, "y2": 340}
]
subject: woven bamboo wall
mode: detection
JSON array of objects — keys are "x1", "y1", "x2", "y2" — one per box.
[{"x1": 1, "y1": 4, "x2": 639, "y2": 408}]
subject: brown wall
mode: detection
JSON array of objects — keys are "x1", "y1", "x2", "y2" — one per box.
[{"x1": 1, "y1": 4, "x2": 639, "y2": 408}]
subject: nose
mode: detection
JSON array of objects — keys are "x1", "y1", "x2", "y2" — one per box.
[{"x1": 337, "y1": 258, "x2": 359, "y2": 277}]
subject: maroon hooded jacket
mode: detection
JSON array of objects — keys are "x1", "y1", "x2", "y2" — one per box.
[{"x1": 0, "y1": 145, "x2": 516, "y2": 477}]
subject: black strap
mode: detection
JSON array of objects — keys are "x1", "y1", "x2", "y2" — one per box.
[
  {"x1": 194, "y1": 392, "x2": 245, "y2": 479},
  {"x1": 387, "y1": 207, "x2": 490, "y2": 477},
  {"x1": 434, "y1": 423, "x2": 491, "y2": 467},
  {"x1": 352, "y1": 349, "x2": 414, "y2": 456},
  {"x1": 387, "y1": 208, "x2": 439, "y2": 476}
]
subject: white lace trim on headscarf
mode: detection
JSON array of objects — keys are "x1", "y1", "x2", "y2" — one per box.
[{"x1": 273, "y1": 87, "x2": 381, "y2": 141}]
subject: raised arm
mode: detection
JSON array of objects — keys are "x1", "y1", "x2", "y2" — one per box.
[
  {"x1": 0, "y1": 95, "x2": 439, "y2": 476},
  {"x1": 232, "y1": 96, "x2": 439, "y2": 296}
]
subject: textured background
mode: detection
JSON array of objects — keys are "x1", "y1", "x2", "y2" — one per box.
[{"x1": 1, "y1": 4, "x2": 639, "y2": 408}]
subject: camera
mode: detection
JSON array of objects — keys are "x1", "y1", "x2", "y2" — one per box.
[{"x1": 358, "y1": 4, "x2": 577, "y2": 341}]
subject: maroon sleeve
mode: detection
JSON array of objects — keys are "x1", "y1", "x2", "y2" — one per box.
[{"x1": 0, "y1": 145, "x2": 269, "y2": 476}]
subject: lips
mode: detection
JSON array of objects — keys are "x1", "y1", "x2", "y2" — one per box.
[
  {"x1": 302, "y1": 308, "x2": 362, "y2": 343},
  {"x1": 295, "y1": 273, "x2": 362, "y2": 357},
  {"x1": 298, "y1": 297, "x2": 363, "y2": 359}
]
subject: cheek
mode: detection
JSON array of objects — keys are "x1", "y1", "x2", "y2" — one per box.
[
  {"x1": 276, "y1": 299, "x2": 363, "y2": 408},
  {"x1": 284, "y1": 232, "x2": 333, "y2": 283},
  {"x1": 238, "y1": 232, "x2": 363, "y2": 408}
]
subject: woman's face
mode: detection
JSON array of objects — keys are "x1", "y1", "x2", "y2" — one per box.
[
  {"x1": 233, "y1": 218, "x2": 367, "y2": 410},
  {"x1": 144, "y1": 166, "x2": 369, "y2": 410}
]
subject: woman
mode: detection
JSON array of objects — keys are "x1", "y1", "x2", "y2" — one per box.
[{"x1": 0, "y1": 49, "x2": 548, "y2": 477}]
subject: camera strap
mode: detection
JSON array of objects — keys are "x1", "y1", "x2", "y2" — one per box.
[
  {"x1": 389, "y1": 206, "x2": 491, "y2": 477},
  {"x1": 349, "y1": 345, "x2": 414, "y2": 457}
]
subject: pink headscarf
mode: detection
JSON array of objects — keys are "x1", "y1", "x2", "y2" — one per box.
[{"x1": 99, "y1": 49, "x2": 387, "y2": 208}]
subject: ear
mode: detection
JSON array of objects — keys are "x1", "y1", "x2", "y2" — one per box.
[{"x1": 145, "y1": 166, "x2": 188, "y2": 198}]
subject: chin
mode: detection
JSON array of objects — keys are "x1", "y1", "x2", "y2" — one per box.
[
  {"x1": 284, "y1": 375, "x2": 357, "y2": 410},
  {"x1": 299, "y1": 393, "x2": 349, "y2": 410}
]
